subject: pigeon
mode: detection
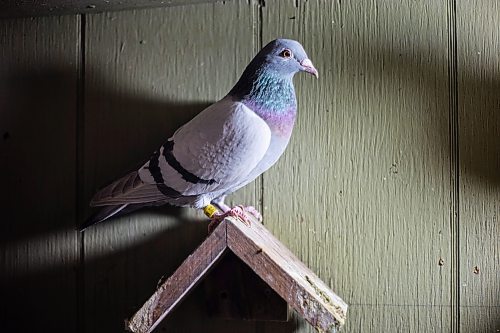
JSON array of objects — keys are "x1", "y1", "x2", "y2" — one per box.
[{"x1": 83, "y1": 38, "x2": 318, "y2": 230}]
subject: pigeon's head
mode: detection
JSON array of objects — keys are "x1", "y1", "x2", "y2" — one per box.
[
  {"x1": 229, "y1": 38, "x2": 317, "y2": 102},
  {"x1": 257, "y1": 39, "x2": 318, "y2": 78}
]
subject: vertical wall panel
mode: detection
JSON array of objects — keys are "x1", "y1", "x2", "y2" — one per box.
[
  {"x1": 457, "y1": 1, "x2": 500, "y2": 332},
  {"x1": 82, "y1": 2, "x2": 260, "y2": 332},
  {"x1": 262, "y1": 1, "x2": 453, "y2": 331},
  {"x1": 0, "y1": 16, "x2": 80, "y2": 331},
  {"x1": 2, "y1": 1, "x2": 498, "y2": 332}
]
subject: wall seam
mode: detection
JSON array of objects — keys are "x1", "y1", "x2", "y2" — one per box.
[
  {"x1": 447, "y1": 0, "x2": 460, "y2": 332},
  {"x1": 256, "y1": 1, "x2": 265, "y2": 332},
  {"x1": 257, "y1": 0, "x2": 265, "y2": 222},
  {"x1": 76, "y1": 13, "x2": 86, "y2": 333}
]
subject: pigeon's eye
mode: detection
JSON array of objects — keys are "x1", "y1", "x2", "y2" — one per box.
[{"x1": 280, "y1": 49, "x2": 293, "y2": 58}]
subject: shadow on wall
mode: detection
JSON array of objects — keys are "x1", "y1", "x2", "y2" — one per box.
[
  {"x1": 2, "y1": 17, "x2": 499, "y2": 333},
  {"x1": 340, "y1": 36, "x2": 500, "y2": 188},
  {"x1": 335, "y1": 19, "x2": 499, "y2": 333},
  {"x1": 0, "y1": 66, "x2": 302, "y2": 333}
]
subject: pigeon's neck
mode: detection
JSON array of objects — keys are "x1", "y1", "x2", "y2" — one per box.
[{"x1": 229, "y1": 68, "x2": 297, "y2": 136}]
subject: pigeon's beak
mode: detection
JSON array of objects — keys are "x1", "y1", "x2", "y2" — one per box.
[{"x1": 300, "y1": 58, "x2": 319, "y2": 78}]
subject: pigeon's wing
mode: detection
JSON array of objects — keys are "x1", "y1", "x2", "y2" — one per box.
[
  {"x1": 90, "y1": 171, "x2": 167, "y2": 206},
  {"x1": 138, "y1": 97, "x2": 272, "y2": 196}
]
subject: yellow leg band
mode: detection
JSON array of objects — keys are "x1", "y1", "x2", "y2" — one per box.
[{"x1": 203, "y1": 204, "x2": 219, "y2": 218}]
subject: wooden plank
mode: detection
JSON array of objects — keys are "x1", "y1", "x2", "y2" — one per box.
[
  {"x1": 127, "y1": 221, "x2": 227, "y2": 333},
  {"x1": 344, "y1": 305, "x2": 451, "y2": 332},
  {"x1": 277, "y1": 305, "x2": 452, "y2": 333},
  {"x1": 0, "y1": 15, "x2": 80, "y2": 331},
  {"x1": 456, "y1": 0, "x2": 500, "y2": 330},
  {"x1": 459, "y1": 307, "x2": 500, "y2": 333},
  {"x1": 82, "y1": 2, "x2": 259, "y2": 332},
  {"x1": 261, "y1": 0, "x2": 453, "y2": 331},
  {"x1": 227, "y1": 218, "x2": 347, "y2": 332},
  {"x1": 0, "y1": 0, "x2": 225, "y2": 19}
]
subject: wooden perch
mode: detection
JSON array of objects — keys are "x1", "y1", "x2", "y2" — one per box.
[
  {"x1": 0, "y1": 0, "x2": 222, "y2": 19},
  {"x1": 126, "y1": 217, "x2": 348, "y2": 333}
]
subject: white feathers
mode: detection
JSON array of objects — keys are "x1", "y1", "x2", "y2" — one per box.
[{"x1": 138, "y1": 96, "x2": 272, "y2": 197}]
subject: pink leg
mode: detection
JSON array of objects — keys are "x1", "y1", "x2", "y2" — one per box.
[
  {"x1": 211, "y1": 196, "x2": 231, "y2": 213},
  {"x1": 214, "y1": 201, "x2": 231, "y2": 213},
  {"x1": 208, "y1": 205, "x2": 253, "y2": 233}
]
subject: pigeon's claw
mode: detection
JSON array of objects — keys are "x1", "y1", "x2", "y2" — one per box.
[
  {"x1": 214, "y1": 205, "x2": 250, "y2": 225},
  {"x1": 243, "y1": 206, "x2": 263, "y2": 223},
  {"x1": 205, "y1": 205, "x2": 255, "y2": 233}
]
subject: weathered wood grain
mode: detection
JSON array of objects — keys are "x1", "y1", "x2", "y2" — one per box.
[
  {"x1": 0, "y1": 0, "x2": 226, "y2": 19},
  {"x1": 343, "y1": 305, "x2": 451, "y2": 332},
  {"x1": 0, "y1": 15, "x2": 80, "y2": 331},
  {"x1": 82, "y1": 2, "x2": 260, "y2": 332},
  {"x1": 227, "y1": 218, "x2": 347, "y2": 332},
  {"x1": 127, "y1": 222, "x2": 226, "y2": 333},
  {"x1": 129, "y1": 217, "x2": 346, "y2": 333},
  {"x1": 456, "y1": 1, "x2": 500, "y2": 331},
  {"x1": 261, "y1": 0, "x2": 454, "y2": 331}
]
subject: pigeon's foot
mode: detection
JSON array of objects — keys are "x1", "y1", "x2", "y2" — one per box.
[
  {"x1": 208, "y1": 205, "x2": 249, "y2": 232},
  {"x1": 242, "y1": 205, "x2": 263, "y2": 223},
  {"x1": 207, "y1": 205, "x2": 255, "y2": 233}
]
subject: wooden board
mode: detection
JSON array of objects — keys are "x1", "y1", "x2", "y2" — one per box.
[
  {"x1": 456, "y1": 1, "x2": 500, "y2": 331},
  {"x1": 343, "y1": 305, "x2": 451, "y2": 332},
  {"x1": 227, "y1": 218, "x2": 347, "y2": 332},
  {"x1": 261, "y1": 0, "x2": 454, "y2": 331},
  {"x1": 128, "y1": 217, "x2": 346, "y2": 333},
  {"x1": 81, "y1": 2, "x2": 260, "y2": 332},
  {"x1": 127, "y1": 223, "x2": 226, "y2": 333},
  {"x1": 0, "y1": 0, "x2": 225, "y2": 19},
  {"x1": 0, "y1": 15, "x2": 80, "y2": 332}
]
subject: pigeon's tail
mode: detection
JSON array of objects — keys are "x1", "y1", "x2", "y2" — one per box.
[
  {"x1": 81, "y1": 170, "x2": 172, "y2": 231},
  {"x1": 80, "y1": 203, "x2": 145, "y2": 231}
]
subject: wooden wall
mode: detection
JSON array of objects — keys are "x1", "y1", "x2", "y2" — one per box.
[{"x1": 0, "y1": 1, "x2": 498, "y2": 332}]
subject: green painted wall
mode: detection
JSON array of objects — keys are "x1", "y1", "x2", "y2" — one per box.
[{"x1": 0, "y1": 1, "x2": 498, "y2": 332}]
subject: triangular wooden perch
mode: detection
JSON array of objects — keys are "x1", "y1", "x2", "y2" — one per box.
[{"x1": 126, "y1": 217, "x2": 348, "y2": 333}]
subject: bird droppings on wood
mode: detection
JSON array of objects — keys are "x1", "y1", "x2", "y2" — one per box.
[
  {"x1": 298, "y1": 289, "x2": 342, "y2": 333},
  {"x1": 255, "y1": 247, "x2": 263, "y2": 254},
  {"x1": 305, "y1": 275, "x2": 332, "y2": 306},
  {"x1": 473, "y1": 266, "x2": 480, "y2": 274},
  {"x1": 438, "y1": 258, "x2": 444, "y2": 266},
  {"x1": 86, "y1": 4, "x2": 96, "y2": 9},
  {"x1": 156, "y1": 275, "x2": 168, "y2": 288}
]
